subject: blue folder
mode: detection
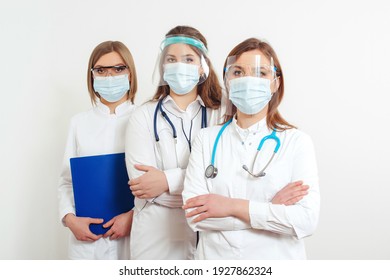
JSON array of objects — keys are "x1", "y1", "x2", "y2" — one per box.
[{"x1": 70, "y1": 153, "x2": 134, "y2": 235}]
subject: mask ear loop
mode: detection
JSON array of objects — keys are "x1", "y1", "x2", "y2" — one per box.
[{"x1": 270, "y1": 57, "x2": 278, "y2": 94}]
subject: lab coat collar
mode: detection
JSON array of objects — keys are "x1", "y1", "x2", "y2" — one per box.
[
  {"x1": 95, "y1": 99, "x2": 133, "y2": 116},
  {"x1": 162, "y1": 95, "x2": 205, "y2": 117},
  {"x1": 232, "y1": 114, "x2": 268, "y2": 138}
]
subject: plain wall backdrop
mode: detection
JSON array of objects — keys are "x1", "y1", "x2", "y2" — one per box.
[{"x1": 0, "y1": 0, "x2": 389, "y2": 259}]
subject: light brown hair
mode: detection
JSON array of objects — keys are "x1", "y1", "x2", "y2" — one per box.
[
  {"x1": 152, "y1": 26, "x2": 221, "y2": 109},
  {"x1": 223, "y1": 38, "x2": 295, "y2": 131},
  {"x1": 87, "y1": 41, "x2": 138, "y2": 104}
]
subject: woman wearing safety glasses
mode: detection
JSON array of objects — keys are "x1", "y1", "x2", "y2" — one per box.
[
  {"x1": 182, "y1": 38, "x2": 320, "y2": 259},
  {"x1": 58, "y1": 41, "x2": 137, "y2": 259},
  {"x1": 124, "y1": 25, "x2": 225, "y2": 260}
]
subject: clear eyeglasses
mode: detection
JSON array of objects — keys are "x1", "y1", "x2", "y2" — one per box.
[{"x1": 91, "y1": 65, "x2": 129, "y2": 77}]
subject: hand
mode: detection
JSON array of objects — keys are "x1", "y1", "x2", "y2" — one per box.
[
  {"x1": 103, "y1": 210, "x2": 134, "y2": 240},
  {"x1": 183, "y1": 194, "x2": 233, "y2": 223},
  {"x1": 129, "y1": 164, "x2": 169, "y2": 199},
  {"x1": 271, "y1": 181, "x2": 309, "y2": 205},
  {"x1": 64, "y1": 213, "x2": 103, "y2": 242}
]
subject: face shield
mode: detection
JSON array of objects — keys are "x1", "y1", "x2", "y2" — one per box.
[
  {"x1": 152, "y1": 35, "x2": 210, "y2": 89},
  {"x1": 224, "y1": 54, "x2": 278, "y2": 115},
  {"x1": 224, "y1": 54, "x2": 276, "y2": 88}
]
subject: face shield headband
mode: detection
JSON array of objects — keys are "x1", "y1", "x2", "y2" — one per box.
[{"x1": 153, "y1": 35, "x2": 210, "y2": 88}]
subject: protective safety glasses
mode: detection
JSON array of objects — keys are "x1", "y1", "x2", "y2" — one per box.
[{"x1": 91, "y1": 65, "x2": 129, "y2": 77}]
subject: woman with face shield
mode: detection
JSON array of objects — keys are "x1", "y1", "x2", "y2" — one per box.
[
  {"x1": 124, "y1": 25, "x2": 225, "y2": 260},
  {"x1": 182, "y1": 38, "x2": 320, "y2": 259},
  {"x1": 58, "y1": 41, "x2": 138, "y2": 259}
]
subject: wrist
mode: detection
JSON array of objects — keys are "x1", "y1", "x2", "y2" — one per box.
[
  {"x1": 63, "y1": 213, "x2": 75, "y2": 227},
  {"x1": 231, "y1": 198, "x2": 249, "y2": 220}
]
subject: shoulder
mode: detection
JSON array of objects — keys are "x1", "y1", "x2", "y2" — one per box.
[
  {"x1": 129, "y1": 100, "x2": 156, "y2": 119},
  {"x1": 282, "y1": 128, "x2": 312, "y2": 141},
  {"x1": 280, "y1": 128, "x2": 315, "y2": 151},
  {"x1": 69, "y1": 108, "x2": 95, "y2": 125},
  {"x1": 198, "y1": 124, "x2": 226, "y2": 141}
]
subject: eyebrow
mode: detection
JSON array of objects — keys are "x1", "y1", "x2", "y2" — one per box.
[
  {"x1": 166, "y1": 54, "x2": 195, "y2": 58},
  {"x1": 93, "y1": 63, "x2": 126, "y2": 68}
]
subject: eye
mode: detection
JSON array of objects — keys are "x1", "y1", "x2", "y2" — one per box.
[
  {"x1": 234, "y1": 70, "x2": 244, "y2": 76},
  {"x1": 96, "y1": 68, "x2": 105, "y2": 74},
  {"x1": 185, "y1": 57, "x2": 194, "y2": 63},
  {"x1": 115, "y1": 66, "x2": 127, "y2": 73},
  {"x1": 165, "y1": 56, "x2": 176, "y2": 63}
]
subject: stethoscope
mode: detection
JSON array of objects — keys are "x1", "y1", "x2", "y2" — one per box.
[
  {"x1": 204, "y1": 118, "x2": 281, "y2": 179},
  {"x1": 153, "y1": 97, "x2": 207, "y2": 163}
]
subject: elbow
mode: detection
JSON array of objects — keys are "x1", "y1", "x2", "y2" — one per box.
[{"x1": 294, "y1": 210, "x2": 319, "y2": 239}]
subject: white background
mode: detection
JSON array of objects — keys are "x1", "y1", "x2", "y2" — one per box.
[{"x1": 0, "y1": 0, "x2": 389, "y2": 260}]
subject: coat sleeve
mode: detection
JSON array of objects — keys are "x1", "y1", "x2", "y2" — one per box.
[
  {"x1": 249, "y1": 132, "x2": 320, "y2": 239},
  {"x1": 57, "y1": 117, "x2": 77, "y2": 225},
  {"x1": 125, "y1": 106, "x2": 182, "y2": 208},
  {"x1": 183, "y1": 129, "x2": 251, "y2": 231}
]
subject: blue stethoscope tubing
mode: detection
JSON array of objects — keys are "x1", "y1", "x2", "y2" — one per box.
[
  {"x1": 205, "y1": 118, "x2": 281, "y2": 179},
  {"x1": 153, "y1": 97, "x2": 207, "y2": 146}
]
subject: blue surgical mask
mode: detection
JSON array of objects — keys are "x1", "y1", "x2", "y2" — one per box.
[
  {"x1": 163, "y1": 63, "x2": 200, "y2": 95},
  {"x1": 93, "y1": 74, "x2": 130, "y2": 103},
  {"x1": 229, "y1": 76, "x2": 272, "y2": 115}
]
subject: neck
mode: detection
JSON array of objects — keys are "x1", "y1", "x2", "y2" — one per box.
[
  {"x1": 236, "y1": 107, "x2": 267, "y2": 129},
  {"x1": 169, "y1": 88, "x2": 198, "y2": 110},
  {"x1": 100, "y1": 95, "x2": 128, "y2": 114}
]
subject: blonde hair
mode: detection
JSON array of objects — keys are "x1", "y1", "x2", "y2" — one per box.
[{"x1": 87, "y1": 41, "x2": 138, "y2": 104}]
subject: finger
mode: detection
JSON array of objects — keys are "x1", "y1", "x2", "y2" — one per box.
[
  {"x1": 129, "y1": 177, "x2": 140, "y2": 186},
  {"x1": 110, "y1": 232, "x2": 119, "y2": 240},
  {"x1": 134, "y1": 164, "x2": 152, "y2": 172},
  {"x1": 87, "y1": 233, "x2": 102, "y2": 241},
  {"x1": 300, "y1": 185, "x2": 310, "y2": 191},
  {"x1": 292, "y1": 180, "x2": 304, "y2": 186},
  {"x1": 89, "y1": 218, "x2": 104, "y2": 225},
  {"x1": 103, "y1": 218, "x2": 115, "y2": 228},
  {"x1": 186, "y1": 206, "x2": 207, "y2": 218},
  {"x1": 183, "y1": 199, "x2": 205, "y2": 210},
  {"x1": 184, "y1": 195, "x2": 208, "y2": 206},
  {"x1": 129, "y1": 183, "x2": 140, "y2": 191},
  {"x1": 138, "y1": 194, "x2": 153, "y2": 199},
  {"x1": 103, "y1": 228, "x2": 113, "y2": 238},
  {"x1": 285, "y1": 195, "x2": 306, "y2": 206},
  {"x1": 192, "y1": 213, "x2": 209, "y2": 223},
  {"x1": 132, "y1": 190, "x2": 145, "y2": 198}
]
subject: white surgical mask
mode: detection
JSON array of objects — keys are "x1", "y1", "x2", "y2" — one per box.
[
  {"x1": 229, "y1": 76, "x2": 272, "y2": 115},
  {"x1": 163, "y1": 63, "x2": 200, "y2": 95},
  {"x1": 93, "y1": 74, "x2": 130, "y2": 103}
]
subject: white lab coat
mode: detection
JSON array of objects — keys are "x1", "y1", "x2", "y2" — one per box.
[
  {"x1": 58, "y1": 100, "x2": 136, "y2": 260},
  {"x1": 183, "y1": 117, "x2": 320, "y2": 260},
  {"x1": 125, "y1": 95, "x2": 225, "y2": 260}
]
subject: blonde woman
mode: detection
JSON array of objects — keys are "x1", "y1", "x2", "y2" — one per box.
[{"x1": 58, "y1": 41, "x2": 137, "y2": 259}]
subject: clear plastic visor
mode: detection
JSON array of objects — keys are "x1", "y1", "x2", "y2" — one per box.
[
  {"x1": 224, "y1": 55, "x2": 276, "y2": 82},
  {"x1": 153, "y1": 35, "x2": 210, "y2": 86}
]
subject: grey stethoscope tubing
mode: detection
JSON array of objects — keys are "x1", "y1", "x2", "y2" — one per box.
[{"x1": 204, "y1": 119, "x2": 281, "y2": 179}]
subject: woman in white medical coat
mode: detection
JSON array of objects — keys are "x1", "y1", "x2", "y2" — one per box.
[
  {"x1": 183, "y1": 38, "x2": 320, "y2": 259},
  {"x1": 58, "y1": 41, "x2": 137, "y2": 259},
  {"x1": 125, "y1": 25, "x2": 225, "y2": 260}
]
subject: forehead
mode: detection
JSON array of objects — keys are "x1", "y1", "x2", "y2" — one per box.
[
  {"x1": 166, "y1": 43, "x2": 198, "y2": 56},
  {"x1": 235, "y1": 49, "x2": 270, "y2": 65},
  {"x1": 95, "y1": 51, "x2": 125, "y2": 66}
]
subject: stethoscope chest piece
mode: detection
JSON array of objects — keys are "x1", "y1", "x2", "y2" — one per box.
[{"x1": 205, "y1": 164, "x2": 218, "y2": 178}]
